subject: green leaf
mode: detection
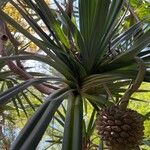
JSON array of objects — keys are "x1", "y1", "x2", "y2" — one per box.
[
  {"x1": 0, "y1": 8, "x2": 74, "y2": 73},
  {"x1": 56, "y1": 109, "x2": 65, "y2": 122},
  {"x1": 82, "y1": 94, "x2": 112, "y2": 107},
  {"x1": 111, "y1": 22, "x2": 143, "y2": 49},
  {"x1": 0, "y1": 54, "x2": 77, "y2": 82},
  {"x1": 62, "y1": 95, "x2": 83, "y2": 150},
  {"x1": 110, "y1": 29, "x2": 150, "y2": 63},
  {"x1": 79, "y1": 0, "x2": 111, "y2": 71},
  {"x1": 21, "y1": 92, "x2": 36, "y2": 111},
  {"x1": 79, "y1": 0, "x2": 124, "y2": 72},
  {"x1": 54, "y1": 0, "x2": 85, "y2": 54},
  {"x1": 16, "y1": 95, "x2": 28, "y2": 118},
  {"x1": 81, "y1": 73, "x2": 126, "y2": 92},
  {"x1": 62, "y1": 94, "x2": 75, "y2": 150},
  {"x1": 54, "y1": 116, "x2": 64, "y2": 127},
  {"x1": 87, "y1": 109, "x2": 96, "y2": 137},
  {"x1": 138, "y1": 49, "x2": 150, "y2": 57},
  {"x1": 99, "y1": 29, "x2": 150, "y2": 73},
  {"x1": 72, "y1": 95, "x2": 83, "y2": 150},
  {"x1": 10, "y1": 87, "x2": 71, "y2": 150},
  {"x1": 99, "y1": 0, "x2": 124, "y2": 50},
  {"x1": 0, "y1": 77, "x2": 61, "y2": 105},
  {"x1": 27, "y1": 89, "x2": 43, "y2": 103},
  {"x1": 20, "y1": 98, "x2": 63, "y2": 150},
  {"x1": 35, "y1": 0, "x2": 70, "y2": 49},
  {"x1": 10, "y1": 1, "x2": 58, "y2": 48}
]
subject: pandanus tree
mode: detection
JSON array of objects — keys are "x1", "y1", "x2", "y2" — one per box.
[{"x1": 0, "y1": 0, "x2": 150, "y2": 149}]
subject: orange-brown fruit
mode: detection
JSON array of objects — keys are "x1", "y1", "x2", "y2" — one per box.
[{"x1": 96, "y1": 105, "x2": 144, "y2": 150}]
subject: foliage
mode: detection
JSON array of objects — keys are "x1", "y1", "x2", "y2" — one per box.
[
  {"x1": 130, "y1": 0, "x2": 150, "y2": 22},
  {"x1": 0, "y1": 0, "x2": 149, "y2": 150}
]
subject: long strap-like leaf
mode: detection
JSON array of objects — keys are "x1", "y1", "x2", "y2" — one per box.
[
  {"x1": 10, "y1": 87, "x2": 71, "y2": 150},
  {"x1": 0, "y1": 77, "x2": 61, "y2": 105},
  {"x1": 62, "y1": 95, "x2": 83, "y2": 150},
  {"x1": 72, "y1": 95, "x2": 83, "y2": 150}
]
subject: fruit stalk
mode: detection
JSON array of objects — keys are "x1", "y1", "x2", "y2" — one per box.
[{"x1": 119, "y1": 57, "x2": 146, "y2": 110}]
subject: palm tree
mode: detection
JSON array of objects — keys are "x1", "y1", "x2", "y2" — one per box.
[{"x1": 0, "y1": 0, "x2": 150, "y2": 149}]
